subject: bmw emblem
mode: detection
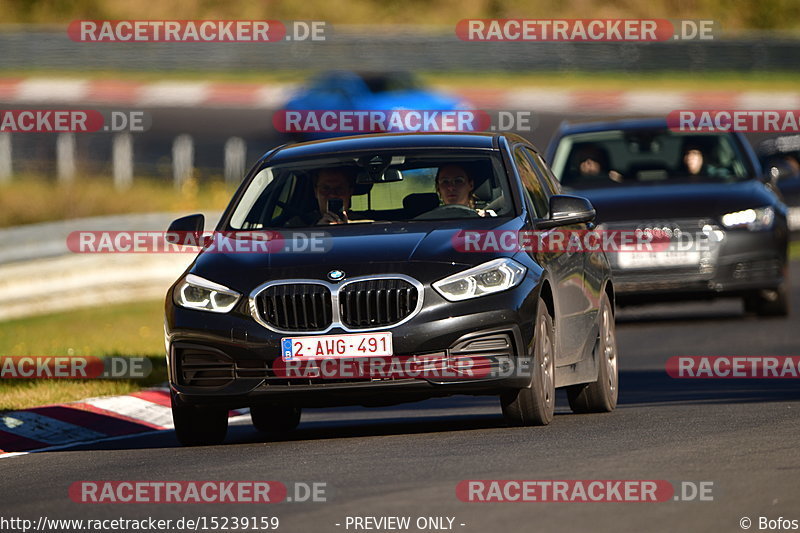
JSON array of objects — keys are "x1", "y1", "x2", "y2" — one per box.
[{"x1": 327, "y1": 270, "x2": 345, "y2": 282}]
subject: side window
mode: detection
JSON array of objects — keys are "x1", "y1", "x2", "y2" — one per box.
[
  {"x1": 274, "y1": 173, "x2": 297, "y2": 215},
  {"x1": 526, "y1": 148, "x2": 562, "y2": 195},
  {"x1": 235, "y1": 171, "x2": 297, "y2": 229},
  {"x1": 514, "y1": 146, "x2": 549, "y2": 218}
]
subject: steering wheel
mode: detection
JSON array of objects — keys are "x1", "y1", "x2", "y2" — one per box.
[{"x1": 413, "y1": 204, "x2": 481, "y2": 220}]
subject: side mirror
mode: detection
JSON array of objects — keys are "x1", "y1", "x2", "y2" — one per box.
[
  {"x1": 536, "y1": 195, "x2": 596, "y2": 229},
  {"x1": 166, "y1": 214, "x2": 204, "y2": 245},
  {"x1": 763, "y1": 159, "x2": 797, "y2": 183}
]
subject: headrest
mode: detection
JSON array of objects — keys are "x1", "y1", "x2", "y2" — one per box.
[
  {"x1": 403, "y1": 193, "x2": 440, "y2": 217},
  {"x1": 473, "y1": 178, "x2": 494, "y2": 202}
]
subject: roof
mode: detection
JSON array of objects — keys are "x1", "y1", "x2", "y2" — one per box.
[
  {"x1": 556, "y1": 117, "x2": 670, "y2": 136},
  {"x1": 265, "y1": 132, "x2": 501, "y2": 162}
]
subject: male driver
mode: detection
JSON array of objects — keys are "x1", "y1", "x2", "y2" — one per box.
[
  {"x1": 573, "y1": 144, "x2": 623, "y2": 183},
  {"x1": 313, "y1": 167, "x2": 357, "y2": 225}
]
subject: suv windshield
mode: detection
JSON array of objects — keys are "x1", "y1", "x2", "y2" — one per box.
[
  {"x1": 550, "y1": 129, "x2": 754, "y2": 190},
  {"x1": 228, "y1": 151, "x2": 511, "y2": 229}
]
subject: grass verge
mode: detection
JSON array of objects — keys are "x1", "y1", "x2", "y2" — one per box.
[
  {"x1": 0, "y1": 175, "x2": 234, "y2": 228},
  {"x1": 0, "y1": 300, "x2": 168, "y2": 410},
  {"x1": 790, "y1": 239, "x2": 800, "y2": 260}
]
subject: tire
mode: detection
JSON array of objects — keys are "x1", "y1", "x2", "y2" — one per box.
[
  {"x1": 171, "y1": 393, "x2": 228, "y2": 446},
  {"x1": 501, "y1": 297, "x2": 555, "y2": 426},
  {"x1": 567, "y1": 292, "x2": 618, "y2": 413},
  {"x1": 250, "y1": 405, "x2": 302, "y2": 434},
  {"x1": 743, "y1": 284, "x2": 789, "y2": 317}
]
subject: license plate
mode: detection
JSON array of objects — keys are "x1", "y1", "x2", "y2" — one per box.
[
  {"x1": 617, "y1": 249, "x2": 701, "y2": 269},
  {"x1": 281, "y1": 332, "x2": 393, "y2": 361},
  {"x1": 788, "y1": 207, "x2": 800, "y2": 231}
]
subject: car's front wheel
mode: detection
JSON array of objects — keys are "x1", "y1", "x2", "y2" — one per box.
[
  {"x1": 171, "y1": 392, "x2": 229, "y2": 446},
  {"x1": 250, "y1": 405, "x2": 302, "y2": 434},
  {"x1": 567, "y1": 292, "x2": 618, "y2": 413},
  {"x1": 501, "y1": 297, "x2": 555, "y2": 426},
  {"x1": 744, "y1": 283, "x2": 789, "y2": 317}
]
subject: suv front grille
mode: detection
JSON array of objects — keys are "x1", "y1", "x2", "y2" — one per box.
[
  {"x1": 339, "y1": 278, "x2": 418, "y2": 328},
  {"x1": 256, "y1": 283, "x2": 332, "y2": 331}
]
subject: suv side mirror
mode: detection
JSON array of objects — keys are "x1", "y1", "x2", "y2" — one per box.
[
  {"x1": 536, "y1": 195, "x2": 596, "y2": 229},
  {"x1": 166, "y1": 214, "x2": 204, "y2": 245}
]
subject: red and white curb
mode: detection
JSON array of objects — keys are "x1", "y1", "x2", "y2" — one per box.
[
  {"x1": 1, "y1": 77, "x2": 799, "y2": 114},
  {"x1": 0, "y1": 78, "x2": 295, "y2": 109},
  {"x1": 0, "y1": 387, "x2": 248, "y2": 458}
]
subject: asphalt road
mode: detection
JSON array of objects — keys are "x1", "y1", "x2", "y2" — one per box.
[{"x1": 3, "y1": 261, "x2": 798, "y2": 533}]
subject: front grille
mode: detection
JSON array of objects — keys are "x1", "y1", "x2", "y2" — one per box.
[
  {"x1": 339, "y1": 278, "x2": 418, "y2": 328},
  {"x1": 256, "y1": 283, "x2": 332, "y2": 331},
  {"x1": 732, "y1": 259, "x2": 783, "y2": 281}
]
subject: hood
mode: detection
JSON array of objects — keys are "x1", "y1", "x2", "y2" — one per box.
[
  {"x1": 190, "y1": 218, "x2": 520, "y2": 290},
  {"x1": 572, "y1": 180, "x2": 778, "y2": 223}
]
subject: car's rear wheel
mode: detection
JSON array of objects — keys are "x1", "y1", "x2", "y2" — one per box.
[
  {"x1": 250, "y1": 405, "x2": 302, "y2": 434},
  {"x1": 567, "y1": 292, "x2": 618, "y2": 413},
  {"x1": 171, "y1": 393, "x2": 228, "y2": 446},
  {"x1": 501, "y1": 298, "x2": 555, "y2": 426}
]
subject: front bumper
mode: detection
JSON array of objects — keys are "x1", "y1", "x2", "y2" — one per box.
[
  {"x1": 607, "y1": 225, "x2": 787, "y2": 303},
  {"x1": 166, "y1": 281, "x2": 538, "y2": 409}
]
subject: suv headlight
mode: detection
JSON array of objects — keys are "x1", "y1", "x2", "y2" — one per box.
[
  {"x1": 721, "y1": 206, "x2": 774, "y2": 230},
  {"x1": 433, "y1": 258, "x2": 526, "y2": 301},
  {"x1": 174, "y1": 274, "x2": 240, "y2": 313}
]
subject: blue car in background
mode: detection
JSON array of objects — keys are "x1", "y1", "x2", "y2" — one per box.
[{"x1": 280, "y1": 71, "x2": 469, "y2": 139}]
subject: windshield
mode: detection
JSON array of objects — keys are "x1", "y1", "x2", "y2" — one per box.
[
  {"x1": 228, "y1": 151, "x2": 512, "y2": 229},
  {"x1": 550, "y1": 129, "x2": 754, "y2": 190}
]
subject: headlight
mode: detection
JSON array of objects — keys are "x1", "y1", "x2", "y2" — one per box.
[
  {"x1": 433, "y1": 258, "x2": 526, "y2": 301},
  {"x1": 721, "y1": 206, "x2": 775, "y2": 230},
  {"x1": 174, "y1": 274, "x2": 240, "y2": 313}
]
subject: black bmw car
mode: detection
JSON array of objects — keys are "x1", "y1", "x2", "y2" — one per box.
[
  {"x1": 165, "y1": 132, "x2": 616, "y2": 446},
  {"x1": 545, "y1": 118, "x2": 790, "y2": 316}
]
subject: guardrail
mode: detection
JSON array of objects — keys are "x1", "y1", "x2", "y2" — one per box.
[
  {"x1": 1, "y1": 28, "x2": 799, "y2": 71},
  {"x1": 0, "y1": 212, "x2": 220, "y2": 320}
]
